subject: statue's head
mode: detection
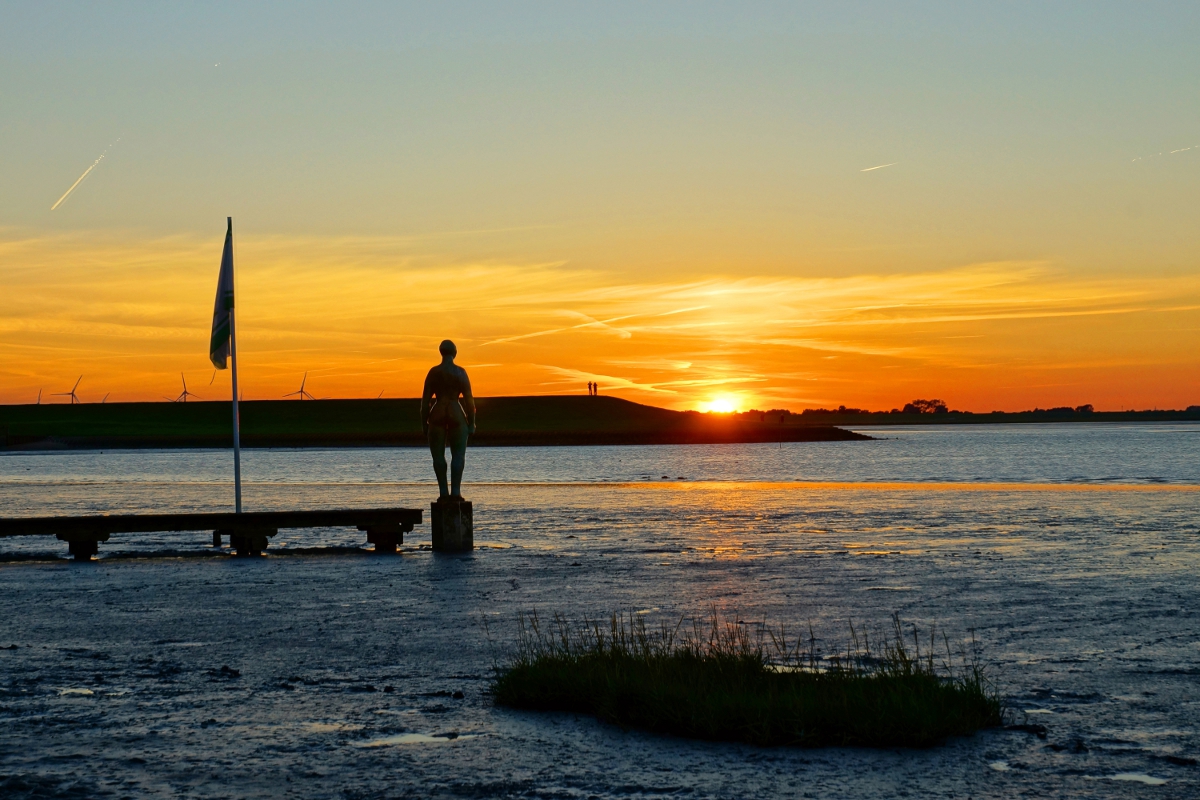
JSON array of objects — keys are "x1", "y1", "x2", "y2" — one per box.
[{"x1": 439, "y1": 339, "x2": 457, "y2": 359}]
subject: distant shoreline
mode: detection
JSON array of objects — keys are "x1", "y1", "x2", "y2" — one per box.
[
  {"x1": 0, "y1": 396, "x2": 869, "y2": 451},
  {"x1": 799, "y1": 410, "x2": 1200, "y2": 426},
  {"x1": 3, "y1": 397, "x2": 1196, "y2": 452}
]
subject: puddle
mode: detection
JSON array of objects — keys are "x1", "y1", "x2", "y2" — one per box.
[
  {"x1": 354, "y1": 732, "x2": 481, "y2": 747},
  {"x1": 766, "y1": 664, "x2": 828, "y2": 674},
  {"x1": 304, "y1": 722, "x2": 363, "y2": 733},
  {"x1": 988, "y1": 761, "x2": 1010, "y2": 771},
  {"x1": 1024, "y1": 709, "x2": 1053, "y2": 714},
  {"x1": 57, "y1": 688, "x2": 94, "y2": 696},
  {"x1": 1094, "y1": 772, "x2": 1166, "y2": 786}
]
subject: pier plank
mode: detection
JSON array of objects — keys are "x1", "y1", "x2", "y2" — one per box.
[
  {"x1": 0, "y1": 508, "x2": 422, "y2": 558},
  {"x1": 0, "y1": 508, "x2": 421, "y2": 538}
]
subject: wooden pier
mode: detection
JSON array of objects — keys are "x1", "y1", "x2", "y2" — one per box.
[{"x1": 0, "y1": 508, "x2": 424, "y2": 559}]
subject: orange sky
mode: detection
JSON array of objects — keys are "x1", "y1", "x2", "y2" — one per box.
[{"x1": 2, "y1": 230, "x2": 1198, "y2": 411}]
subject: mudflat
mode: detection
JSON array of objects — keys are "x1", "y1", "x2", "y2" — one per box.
[{"x1": 0, "y1": 427, "x2": 1197, "y2": 798}]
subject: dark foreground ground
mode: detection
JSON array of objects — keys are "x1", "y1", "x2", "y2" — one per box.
[{"x1": 0, "y1": 480, "x2": 1196, "y2": 799}]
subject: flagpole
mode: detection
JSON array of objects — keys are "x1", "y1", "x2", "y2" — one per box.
[{"x1": 228, "y1": 216, "x2": 243, "y2": 514}]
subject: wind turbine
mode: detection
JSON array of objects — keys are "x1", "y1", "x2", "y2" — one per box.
[
  {"x1": 284, "y1": 372, "x2": 315, "y2": 400},
  {"x1": 53, "y1": 376, "x2": 82, "y2": 405},
  {"x1": 168, "y1": 373, "x2": 202, "y2": 403}
]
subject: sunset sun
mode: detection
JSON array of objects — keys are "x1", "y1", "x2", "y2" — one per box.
[{"x1": 705, "y1": 397, "x2": 738, "y2": 413}]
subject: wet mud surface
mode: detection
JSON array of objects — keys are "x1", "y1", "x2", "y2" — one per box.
[{"x1": 1, "y1": 481, "x2": 1197, "y2": 798}]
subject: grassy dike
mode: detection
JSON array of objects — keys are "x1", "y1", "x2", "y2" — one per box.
[
  {"x1": 491, "y1": 613, "x2": 1003, "y2": 749},
  {"x1": 0, "y1": 396, "x2": 867, "y2": 449}
]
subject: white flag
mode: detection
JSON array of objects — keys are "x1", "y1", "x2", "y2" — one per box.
[{"x1": 209, "y1": 218, "x2": 234, "y2": 369}]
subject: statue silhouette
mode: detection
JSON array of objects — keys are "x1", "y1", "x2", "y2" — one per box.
[{"x1": 420, "y1": 340, "x2": 476, "y2": 499}]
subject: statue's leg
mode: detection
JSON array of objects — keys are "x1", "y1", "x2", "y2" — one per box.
[
  {"x1": 428, "y1": 425, "x2": 450, "y2": 498},
  {"x1": 448, "y1": 423, "x2": 469, "y2": 499}
]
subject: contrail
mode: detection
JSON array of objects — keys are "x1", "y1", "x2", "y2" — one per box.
[
  {"x1": 50, "y1": 138, "x2": 120, "y2": 210},
  {"x1": 861, "y1": 162, "x2": 898, "y2": 172}
]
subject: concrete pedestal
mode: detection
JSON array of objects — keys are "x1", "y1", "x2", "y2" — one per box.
[{"x1": 431, "y1": 499, "x2": 473, "y2": 552}]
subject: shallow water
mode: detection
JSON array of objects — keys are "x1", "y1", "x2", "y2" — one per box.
[
  {"x1": 1, "y1": 424, "x2": 1197, "y2": 798},
  {"x1": 4, "y1": 421, "x2": 1200, "y2": 489}
]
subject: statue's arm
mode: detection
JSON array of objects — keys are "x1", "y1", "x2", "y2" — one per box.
[
  {"x1": 461, "y1": 372, "x2": 476, "y2": 434},
  {"x1": 419, "y1": 371, "x2": 433, "y2": 434}
]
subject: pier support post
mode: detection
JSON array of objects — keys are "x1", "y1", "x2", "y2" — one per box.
[
  {"x1": 55, "y1": 532, "x2": 110, "y2": 561},
  {"x1": 431, "y1": 499, "x2": 473, "y2": 552},
  {"x1": 360, "y1": 521, "x2": 413, "y2": 554},
  {"x1": 228, "y1": 528, "x2": 276, "y2": 556}
]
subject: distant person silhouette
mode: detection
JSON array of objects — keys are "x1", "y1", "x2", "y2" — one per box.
[{"x1": 420, "y1": 340, "x2": 476, "y2": 500}]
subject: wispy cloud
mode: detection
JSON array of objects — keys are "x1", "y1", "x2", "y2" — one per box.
[
  {"x1": 1131, "y1": 141, "x2": 1198, "y2": 163},
  {"x1": 50, "y1": 139, "x2": 121, "y2": 211}
]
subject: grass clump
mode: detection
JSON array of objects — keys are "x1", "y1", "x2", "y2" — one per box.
[{"x1": 491, "y1": 611, "x2": 1002, "y2": 748}]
